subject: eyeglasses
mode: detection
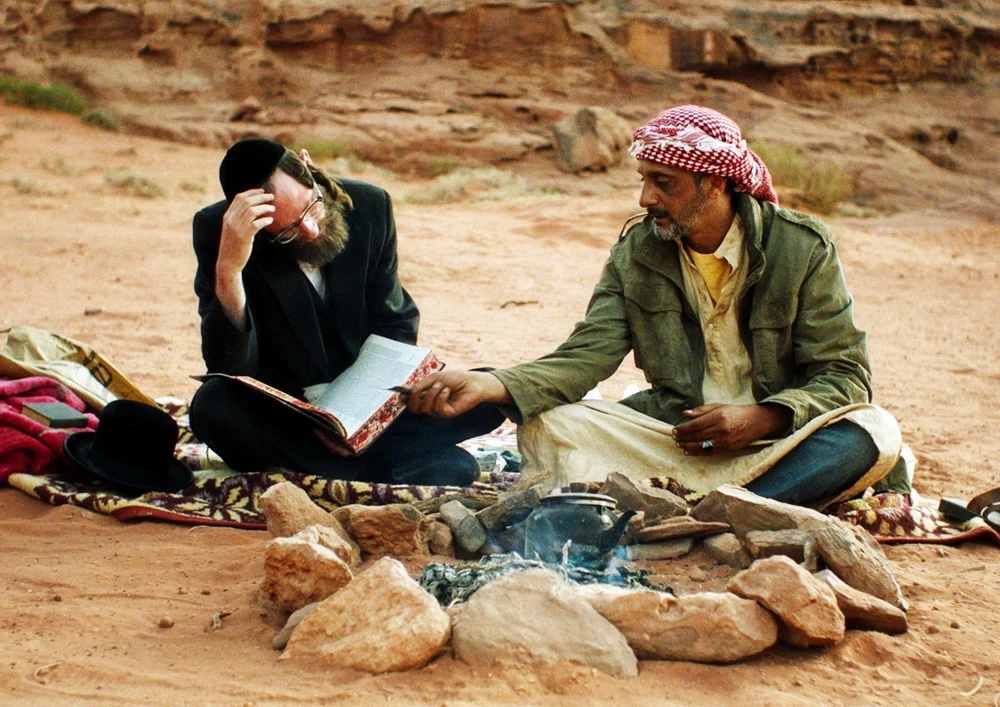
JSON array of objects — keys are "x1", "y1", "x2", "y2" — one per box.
[{"x1": 272, "y1": 185, "x2": 323, "y2": 245}]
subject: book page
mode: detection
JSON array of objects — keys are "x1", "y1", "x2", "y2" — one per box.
[{"x1": 304, "y1": 335, "x2": 431, "y2": 436}]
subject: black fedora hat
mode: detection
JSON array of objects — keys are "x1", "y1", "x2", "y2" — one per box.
[{"x1": 64, "y1": 400, "x2": 194, "y2": 496}]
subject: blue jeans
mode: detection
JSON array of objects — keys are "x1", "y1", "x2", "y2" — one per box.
[
  {"x1": 190, "y1": 376, "x2": 505, "y2": 486},
  {"x1": 744, "y1": 420, "x2": 879, "y2": 506}
]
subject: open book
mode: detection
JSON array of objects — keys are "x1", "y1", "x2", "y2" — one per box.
[{"x1": 195, "y1": 335, "x2": 442, "y2": 454}]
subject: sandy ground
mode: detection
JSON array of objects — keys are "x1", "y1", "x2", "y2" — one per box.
[{"x1": 2, "y1": 104, "x2": 1000, "y2": 705}]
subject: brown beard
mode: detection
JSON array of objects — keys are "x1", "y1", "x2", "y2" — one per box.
[{"x1": 284, "y1": 185, "x2": 350, "y2": 267}]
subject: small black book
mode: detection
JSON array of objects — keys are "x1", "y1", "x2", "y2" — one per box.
[{"x1": 21, "y1": 401, "x2": 89, "y2": 428}]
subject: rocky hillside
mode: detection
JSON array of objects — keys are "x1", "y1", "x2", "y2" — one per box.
[{"x1": 2, "y1": 0, "x2": 998, "y2": 215}]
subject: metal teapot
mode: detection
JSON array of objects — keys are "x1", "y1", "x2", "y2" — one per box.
[{"x1": 523, "y1": 492, "x2": 636, "y2": 569}]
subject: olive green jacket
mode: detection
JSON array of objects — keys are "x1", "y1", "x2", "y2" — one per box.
[{"x1": 492, "y1": 193, "x2": 872, "y2": 433}]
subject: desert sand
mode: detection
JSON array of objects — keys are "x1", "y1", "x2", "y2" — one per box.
[{"x1": 1, "y1": 100, "x2": 999, "y2": 705}]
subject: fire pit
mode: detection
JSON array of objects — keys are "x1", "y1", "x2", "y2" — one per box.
[{"x1": 419, "y1": 551, "x2": 672, "y2": 606}]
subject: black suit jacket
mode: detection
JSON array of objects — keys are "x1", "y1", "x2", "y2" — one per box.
[{"x1": 192, "y1": 178, "x2": 419, "y2": 396}]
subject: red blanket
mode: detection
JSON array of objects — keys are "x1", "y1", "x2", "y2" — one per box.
[{"x1": 0, "y1": 376, "x2": 98, "y2": 483}]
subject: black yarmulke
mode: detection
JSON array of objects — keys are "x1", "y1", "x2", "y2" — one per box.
[{"x1": 219, "y1": 138, "x2": 287, "y2": 201}]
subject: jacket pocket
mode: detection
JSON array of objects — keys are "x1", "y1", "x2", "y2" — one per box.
[
  {"x1": 748, "y1": 297, "x2": 796, "y2": 393},
  {"x1": 622, "y1": 281, "x2": 696, "y2": 387},
  {"x1": 623, "y1": 280, "x2": 686, "y2": 313}
]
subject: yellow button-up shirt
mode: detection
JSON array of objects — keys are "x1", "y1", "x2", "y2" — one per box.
[{"x1": 679, "y1": 216, "x2": 756, "y2": 406}]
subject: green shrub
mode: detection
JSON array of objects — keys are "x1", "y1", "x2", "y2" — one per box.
[
  {"x1": 82, "y1": 110, "x2": 121, "y2": 132},
  {"x1": 750, "y1": 140, "x2": 854, "y2": 214},
  {"x1": 104, "y1": 168, "x2": 164, "y2": 198},
  {"x1": 11, "y1": 177, "x2": 42, "y2": 194},
  {"x1": 750, "y1": 140, "x2": 806, "y2": 186},
  {"x1": 427, "y1": 157, "x2": 458, "y2": 177},
  {"x1": 801, "y1": 162, "x2": 854, "y2": 215},
  {"x1": 0, "y1": 75, "x2": 87, "y2": 115},
  {"x1": 405, "y1": 167, "x2": 529, "y2": 204},
  {"x1": 328, "y1": 155, "x2": 383, "y2": 176},
  {"x1": 43, "y1": 156, "x2": 76, "y2": 176},
  {"x1": 292, "y1": 140, "x2": 346, "y2": 161},
  {"x1": 4, "y1": 176, "x2": 65, "y2": 197}
]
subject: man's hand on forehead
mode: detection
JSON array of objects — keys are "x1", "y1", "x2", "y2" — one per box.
[{"x1": 226, "y1": 188, "x2": 276, "y2": 238}]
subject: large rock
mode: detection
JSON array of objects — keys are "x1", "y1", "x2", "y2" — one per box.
[
  {"x1": 551, "y1": 106, "x2": 633, "y2": 173},
  {"x1": 475, "y1": 485, "x2": 544, "y2": 533},
  {"x1": 813, "y1": 519, "x2": 906, "y2": 609},
  {"x1": 575, "y1": 585, "x2": 778, "y2": 663},
  {"x1": 337, "y1": 504, "x2": 429, "y2": 557},
  {"x1": 743, "y1": 529, "x2": 821, "y2": 572},
  {"x1": 425, "y1": 520, "x2": 455, "y2": 557},
  {"x1": 259, "y1": 482, "x2": 358, "y2": 555},
  {"x1": 635, "y1": 516, "x2": 730, "y2": 542},
  {"x1": 743, "y1": 529, "x2": 816, "y2": 564},
  {"x1": 703, "y1": 532, "x2": 753, "y2": 569},
  {"x1": 624, "y1": 538, "x2": 693, "y2": 561},
  {"x1": 438, "y1": 499, "x2": 487, "y2": 553},
  {"x1": 814, "y1": 570, "x2": 908, "y2": 634},
  {"x1": 599, "y1": 472, "x2": 689, "y2": 522},
  {"x1": 260, "y1": 532, "x2": 354, "y2": 613},
  {"x1": 273, "y1": 602, "x2": 319, "y2": 651},
  {"x1": 449, "y1": 569, "x2": 638, "y2": 679},
  {"x1": 280, "y1": 557, "x2": 450, "y2": 673},
  {"x1": 294, "y1": 523, "x2": 361, "y2": 568},
  {"x1": 727, "y1": 555, "x2": 845, "y2": 648},
  {"x1": 691, "y1": 485, "x2": 832, "y2": 540}
]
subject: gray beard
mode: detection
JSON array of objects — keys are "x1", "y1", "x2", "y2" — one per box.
[
  {"x1": 285, "y1": 197, "x2": 350, "y2": 267},
  {"x1": 651, "y1": 220, "x2": 691, "y2": 243},
  {"x1": 649, "y1": 185, "x2": 709, "y2": 245}
]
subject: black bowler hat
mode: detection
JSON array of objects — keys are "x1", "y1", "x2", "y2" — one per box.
[
  {"x1": 64, "y1": 400, "x2": 194, "y2": 497},
  {"x1": 219, "y1": 137, "x2": 288, "y2": 202}
]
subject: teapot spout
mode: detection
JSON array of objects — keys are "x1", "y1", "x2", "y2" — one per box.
[{"x1": 597, "y1": 509, "x2": 637, "y2": 551}]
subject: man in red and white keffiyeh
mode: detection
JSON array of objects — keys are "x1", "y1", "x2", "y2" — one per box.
[
  {"x1": 407, "y1": 105, "x2": 905, "y2": 510},
  {"x1": 629, "y1": 104, "x2": 778, "y2": 204},
  {"x1": 628, "y1": 105, "x2": 780, "y2": 249}
]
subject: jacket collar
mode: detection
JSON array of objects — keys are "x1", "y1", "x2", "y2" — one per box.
[
  {"x1": 632, "y1": 220, "x2": 684, "y2": 287},
  {"x1": 631, "y1": 192, "x2": 768, "y2": 280},
  {"x1": 253, "y1": 238, "x2": 327, "y2": 377},
  {"x1": 736, "y1": 192, "x2": 767, "y2": 289}
]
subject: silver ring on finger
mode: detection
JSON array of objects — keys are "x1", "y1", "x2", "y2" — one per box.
[{"x1": 701, "y1": 439, "x2": 714, "y2": 452}]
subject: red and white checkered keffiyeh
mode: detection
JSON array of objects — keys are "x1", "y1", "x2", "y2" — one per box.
[{"x1": 629, "y1": 105, "x2": 778, "y2": 204}]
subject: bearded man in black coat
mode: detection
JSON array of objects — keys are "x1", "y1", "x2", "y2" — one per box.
[{"x1": 189, "y1": 138, "x2": 502, "y2": 485}]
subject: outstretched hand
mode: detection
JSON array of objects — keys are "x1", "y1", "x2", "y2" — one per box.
[
  {"x1": 403, "y1": 370, "x2": 512, "y2": 418},
  {"x1": 671, "y1": 403, "x2": 792, "y2": 455}
]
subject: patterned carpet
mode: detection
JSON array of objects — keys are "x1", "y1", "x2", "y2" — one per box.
[{"x1": 4, "y1": 397, "x2": 999, "y2": 545}]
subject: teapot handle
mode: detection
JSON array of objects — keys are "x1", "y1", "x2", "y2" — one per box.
[{"x1": 597, "y1": 509, "x2": 637, "y2": 550}]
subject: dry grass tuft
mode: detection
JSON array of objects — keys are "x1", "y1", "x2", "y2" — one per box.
[{"x1": 751, "y1": 140, "x2": 855, "y2": 214}]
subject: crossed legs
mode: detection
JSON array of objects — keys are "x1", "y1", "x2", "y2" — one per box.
[
  {"x1": 189, "y1": 376, "x2": 505, "y2": 486},
  {"x1": 516, "y1": 399, "x2": 891, "y2": 507}
]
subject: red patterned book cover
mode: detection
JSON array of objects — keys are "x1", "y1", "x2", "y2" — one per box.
[{"x1": 193, "y1": 335, "x2": 442, "y2": 454}]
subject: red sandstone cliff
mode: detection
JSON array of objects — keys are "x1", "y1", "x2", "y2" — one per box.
[{"x1": 2, "y1": 0, "x2": 998, "y2": 215}]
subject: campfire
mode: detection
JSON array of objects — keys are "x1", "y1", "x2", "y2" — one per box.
[
  {"x1": 419, "y1": 551, "x2": 672, "y2": 606},
  {"x1": 257, "y1": 477, "x2": 907, "y2": 676}
]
